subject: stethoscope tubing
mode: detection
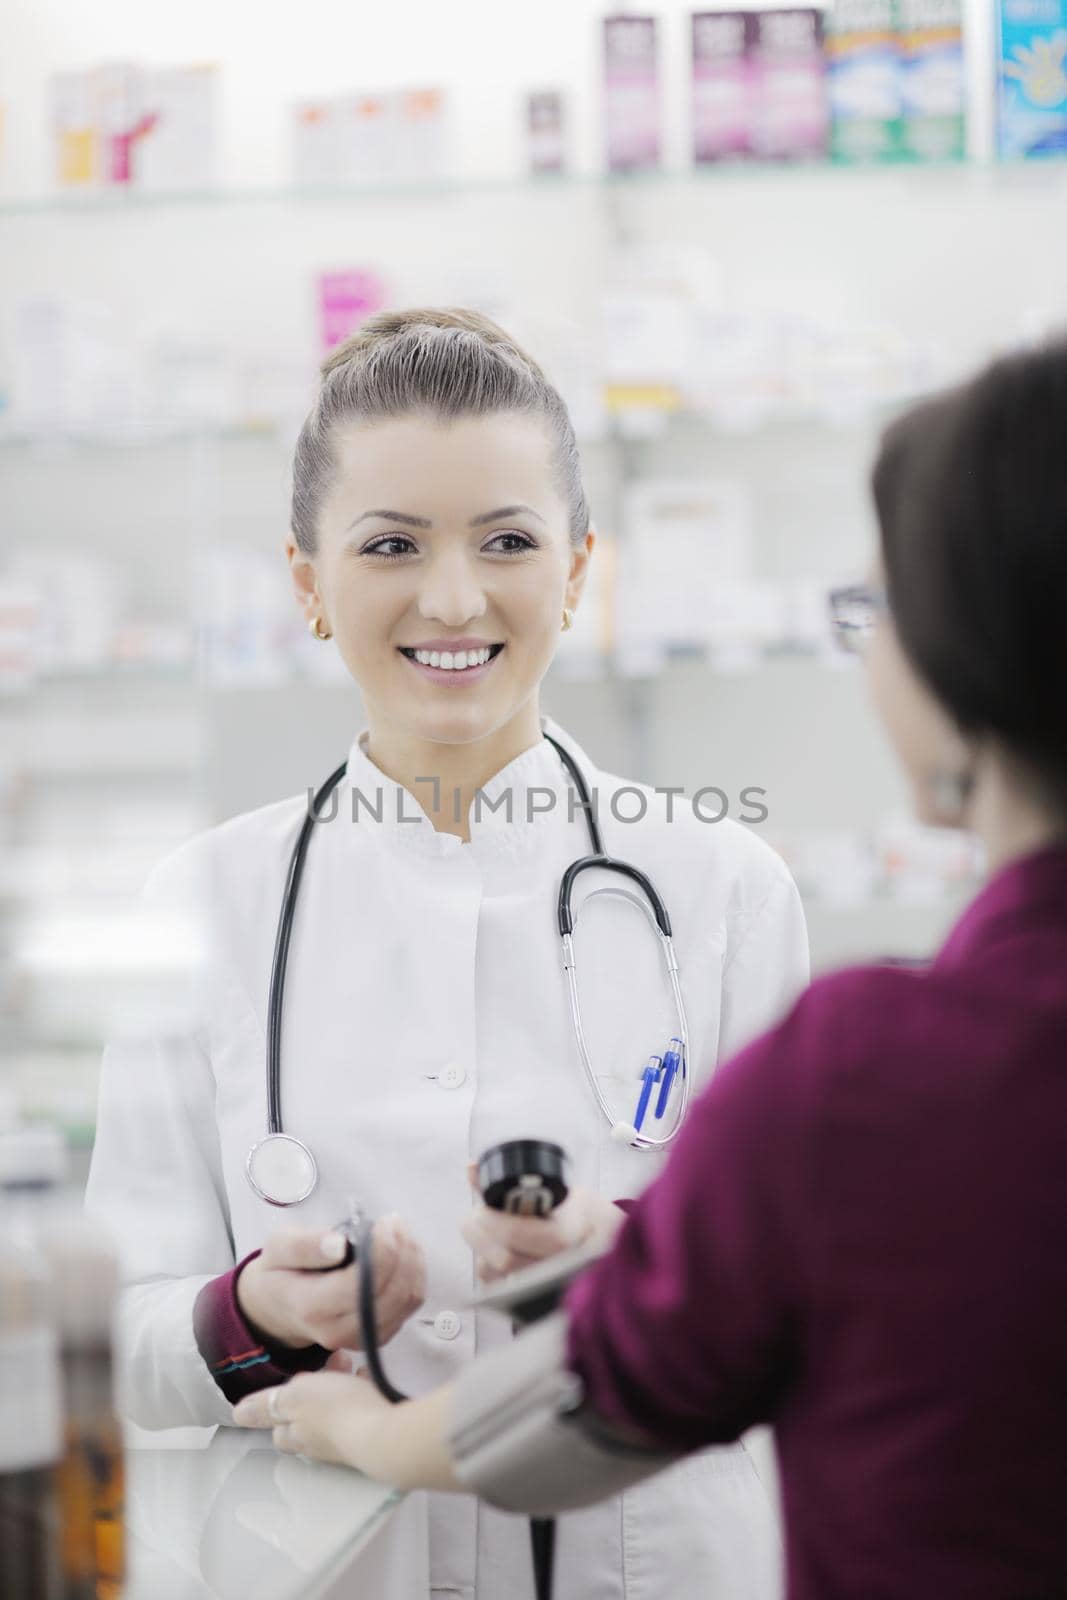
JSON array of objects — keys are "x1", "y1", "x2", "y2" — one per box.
[
  {"x1": 253, "y1": 734, "x2": 691, "y2": 1201},
  {"x1": 265, "y1": 760, "x2": 347, "y2": 1135}
]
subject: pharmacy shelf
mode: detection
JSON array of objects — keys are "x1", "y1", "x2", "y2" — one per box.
[
  {"x1": 0, "y1": 421, "x2": 287, "y2": 448},
  {"x1": 0, "y1": 404, "x2": 902, "y2": 457},
  {"x1": 0, "y1": 666, "x2": 196, "y2": 691},
  {"x1": 1, "y1": 159, "x2": 1065, "y2": 218}
]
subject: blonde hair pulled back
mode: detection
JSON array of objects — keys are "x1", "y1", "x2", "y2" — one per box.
[{"x1": 291, "y1": 307, "x2": 589, "y2": 553}]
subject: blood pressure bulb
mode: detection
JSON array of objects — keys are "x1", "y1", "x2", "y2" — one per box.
[{"x1": 477, "y1": 1140, "x2": 569, "y2": 1217}]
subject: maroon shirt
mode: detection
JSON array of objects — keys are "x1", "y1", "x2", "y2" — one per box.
[{"x1": 566, "y1": 845, "x2": 1067, "y2": 1599}]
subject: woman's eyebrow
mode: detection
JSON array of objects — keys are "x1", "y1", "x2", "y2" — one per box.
[
  {"x1": 469, "y1": 504, "x2": 546, "y2": 526},
  {"x1": 348, "y1": 509, "x2": 433, "y2": 531}
]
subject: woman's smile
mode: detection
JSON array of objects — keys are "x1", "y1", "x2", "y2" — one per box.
[{"x1": 398, "y1": 638, "x2": 506, "y2": 687}]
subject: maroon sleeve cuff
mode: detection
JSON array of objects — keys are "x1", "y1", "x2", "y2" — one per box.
[{"x1": 193, "y1": 1250, "x2": 332, "y2": 1405}]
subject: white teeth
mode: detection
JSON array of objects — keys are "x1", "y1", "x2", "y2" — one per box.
[{"x1": 410, "y1": 646, "x2": 496, "y2": 670}]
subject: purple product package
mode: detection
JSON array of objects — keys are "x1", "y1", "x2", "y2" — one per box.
[
  {"x1": 692, "y1": 11, "x2": 756, "y2": 162},
  {"x1": 318, "y1": 269, "x2": 387, "y2": 356},
  {"x1": 527, "y1": 91, "x2": 566, "y2": 173},
  {"x1": 752, "y1": 9, "x2": 829, "y2": 159},
  {"x1": 604, "y1": 15, "x2": 661, "y2": 171}
]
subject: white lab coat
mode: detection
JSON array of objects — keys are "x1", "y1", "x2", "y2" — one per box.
[{"x1": 86, "y1": 718, "x2": 809, "y2": 1600}]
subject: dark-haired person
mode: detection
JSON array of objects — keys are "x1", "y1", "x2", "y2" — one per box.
[
  {"x1": 235, "y1": 341, "x2": 1067, "y2": 1600},
  {"x1": 86, "y1": 309, "x2": 808, "y2": 1599}
]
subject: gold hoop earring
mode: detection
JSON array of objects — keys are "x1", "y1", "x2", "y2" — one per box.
[
  {"x1": 309, "y1": 616, "x2": 332, "y2": 641},
  {"x1": 561, "y1": 607, "x2": 574, "y2": 633}
]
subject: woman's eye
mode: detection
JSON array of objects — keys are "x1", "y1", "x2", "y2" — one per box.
[
  {"x1": 364, "y1": 536, "x2": 417, "y2": 559},
  {"x1": 484, "y1": 532, "x2": 536, "y2": 554}
]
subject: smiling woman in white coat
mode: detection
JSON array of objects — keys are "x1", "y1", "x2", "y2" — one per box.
[{"x1": 86, "y1": 307, "x2": 809, "y2": 1600}]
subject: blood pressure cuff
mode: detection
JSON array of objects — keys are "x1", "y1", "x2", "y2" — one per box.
[{"x1": 447, "y1": 1312, "x2": 677, "y2": 1516}]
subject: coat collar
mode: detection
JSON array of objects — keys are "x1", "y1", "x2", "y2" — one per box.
[
  {"x1": 339, "y1": 716, "x2": 597, "y2": 857},
  {"x1": 933, "y1": 842, "x2": 1067, "y2": 973}
]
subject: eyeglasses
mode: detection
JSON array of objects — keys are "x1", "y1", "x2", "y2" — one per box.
[{"x1": 827, "y1": 583, "x2": 888, "y2": 656}]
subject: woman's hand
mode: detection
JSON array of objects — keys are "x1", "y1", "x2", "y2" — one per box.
[
  {"x1": 233, "y1": 1367, "x2": 394, "y2": 1469},
  {"x1": 236, "y1": 1215, "x2": 426, "y2": 1352},
  {"x1": 233, "y1": 1367, "x2": 459, "y2": 1491},
  {"x1": 461, "y1": 1165, "x2": 625, "y2": 1283}
]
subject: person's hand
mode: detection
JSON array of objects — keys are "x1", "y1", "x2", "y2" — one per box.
[
  {"x1": 236, "y1": 1216, "x2": 426, "y2": 1351},
  {"x1": 233, "y1": 1367, "x2": 394, "y2": 1470},
  {"x1": 461, "y1": 1164, "x2": 625, "y2": 1283},
  {"x1": 234, "y1": 1362, "x2": 459, "y2": 1491}
]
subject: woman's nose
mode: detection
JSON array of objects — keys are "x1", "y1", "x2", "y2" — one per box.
[{"x1": 416, "y1": 552, "x2": 487, "y2": 627}]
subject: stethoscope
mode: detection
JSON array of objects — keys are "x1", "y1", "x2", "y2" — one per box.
[{"x1": 246, "y1": 734, "x2": 692, "y2": 1206}]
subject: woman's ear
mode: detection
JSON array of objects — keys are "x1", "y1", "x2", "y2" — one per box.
[
  {"x1": 564, "y1": 528, "x2": 596, "y2": 611},
  {"x1": 286, "y1": 537, "x2": 320, "y2": 617}
]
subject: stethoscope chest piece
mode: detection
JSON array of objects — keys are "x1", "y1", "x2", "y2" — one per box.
[{"x1": 246, "y1": 1133, "x2": 318, "y2": 1207}]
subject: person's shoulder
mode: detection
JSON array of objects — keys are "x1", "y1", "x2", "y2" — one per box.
[
  {"x1": 142, "y1": 791, "x2": 310, "y2": 908},
  {"x1": 754, "y1": 960, "x2": 934, "y2": 1103},
  {"x1": 786, "y1": 962, "x2": 926, "y2": 1050}
]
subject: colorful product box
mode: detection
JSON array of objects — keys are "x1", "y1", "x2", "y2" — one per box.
[
  {"x1": 898, "y1": 0, "x2": 966, "y2": 160},
  {"x1": 294, "y1": 88, "x2": 450, "y2": 189},
  {"x1": 997, "y1": 0, "x2": 1067, "y2": 159},
  {"x1": 135, "y1": 64, "x2": 220, "y2": 191},
  {"x1": 95, "y1": 62, "x2": 152, "y2": 185},
  {"x1": 318, "y1": 270, "x2": 389, "y2": 356},
  {"x1": 527, "y1": 91, "x2": 567, "y2": 174},
  {"x1": 825, "y1": 0, "x2": 905, "y2": 162},
  {"x1": 50, "y1": 62, "x2": 218, "y2": 190},
  {"x1": 692, "y1": 11, "x2": 754, "y2": 162},
  {"x1": 604, "y1": 15, "x2": 661, "y2": 171},
  {"x1": 752, "y1": 9, "x2": 828, "y2": 159},
  {"x1": 335, "y1": 91, "x2": 396, "y2": 185},
  {"x1": 49, "y1": 71, "x2": 97, "y2": 187},
  {"x1": 396, "y1": 89, "x2": 450, "y2": 183},
  {"x1": 293, "y1": 100, "x2": 342, "y2": 187}
]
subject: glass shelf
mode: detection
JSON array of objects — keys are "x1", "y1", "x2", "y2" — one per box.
[
  {"x1": 1, "y1": 158, "x2": 1063, "y2": 218},
  {"x1": 0, "y1": 401, "x2": 899, "y2": 453},
  {"x1": 0, "y1": 420, "x2": 288, "y2": 449}
]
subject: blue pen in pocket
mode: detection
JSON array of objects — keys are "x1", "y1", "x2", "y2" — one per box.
[
  {"x1": 633, "y1": 1055, "x2": 664, "y2": 1134},
  {"x1": 654, "y1": 1037, "x2": 685, "y2": 1120}
]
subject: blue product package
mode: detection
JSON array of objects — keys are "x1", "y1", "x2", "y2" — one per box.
[
  {"x1": 825, "y1": 0, "x2": 905, "y2": 162},
  {"x1": 899, "y1": 0, "x2": 966, "y2": 160},
  {"x1": 998, "y1": 0, "x2": 1067, "y2": 159}
]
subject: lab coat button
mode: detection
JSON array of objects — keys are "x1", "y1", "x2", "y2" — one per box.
[
  {"x1": 438, "y1": 1063, "x2": 467, "y2": 1089},
  {"x1": 434, "y1": 1310, "x2": 462, "y2": 1341}
]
